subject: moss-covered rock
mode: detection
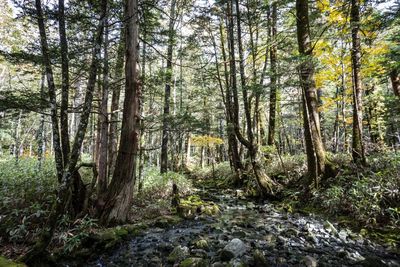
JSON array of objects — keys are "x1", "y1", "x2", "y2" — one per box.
[
  {"x1": 179, "y1": 257, "x2": 209, "y2": 267},
  {"x1": 0, "y1": 256, "x2": 26, "y2": 267},
  {"x1": 167, "y1": 246, "x2": 189, "y2": 263},
  {"x1": 194, "y1": 239, "x2": 209, "y2": 250},
  {"x1": 153, "y1": 215, "x2": 183, "y2": 228}
]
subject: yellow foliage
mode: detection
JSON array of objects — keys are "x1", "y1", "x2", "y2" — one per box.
[{"x1": 191, "y1": 135, "x2": 224, "y2": 147}]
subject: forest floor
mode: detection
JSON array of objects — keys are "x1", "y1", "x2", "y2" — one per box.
[
  {"x1": 1, "y1": 152, "x2": 399, "y2": 266},
  {"x1": 81, "y1": 184, "x2": 400, "y2": 267}
]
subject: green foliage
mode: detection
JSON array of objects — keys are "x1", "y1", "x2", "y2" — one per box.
[
  {"x1": 58, "y1": 215, "x2": 98, "y2": 253},
  {"x1": 139, "y1": 167, "x2": 193, "y2": 200},
  {"x1": 312, "y1": 152, "x2": 400, "y2": 229},
  {"x1": 0, "y1": 157, "x2": 57, "y2": 244}
]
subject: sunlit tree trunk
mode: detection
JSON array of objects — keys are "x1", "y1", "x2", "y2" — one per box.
[
  {"x1": 296, "y1": 0, "x2": 327, "y2": 188},
  {"x1": 350, "y1": 0, "x2": 366, "y2": 165},
  {"x1": 99, "y1": 0, "x2": 140, "y2": 225}
]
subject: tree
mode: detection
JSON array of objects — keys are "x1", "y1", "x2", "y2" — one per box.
[
  {"x1": 350, "y1": 0, "x2": 366, "y2": 165},
  {"x1": 296, "y1": 0, "x2": 328, "y2": 188},
  {"x1": 160, "y1": 0, "x2": 177, "y2": 174},
  {"x1": 98, "y1": 0, "x2": 140, "y2": 225}
]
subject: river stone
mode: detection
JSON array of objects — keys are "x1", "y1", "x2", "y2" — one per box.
[
  {"x1": 179, "y1": 257, "x2": 208, "y2": 267},
  {"x1": 194, "y1": 239, "x2": 209, "y2": 250},
  {"x1": 323, "y1": 221, "x2": 338, "y2": 235},
  {"x1": 167, "y1": 245, "x2": 190, "y2": 263},
  {"x1": 220, "y1": 238, "x2": 247, "y2": 261},
  {"x1": 302, "y1": 256, "x2": 318, "y2": 267},
  {"x1": 253, "y1": 249, "x2": 269, "y2": 267}
]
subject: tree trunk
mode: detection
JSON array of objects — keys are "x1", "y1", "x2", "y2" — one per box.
[
  {"x1": 296, "y1": 0, "x2": 327, "y2": 188},
  {"x1": 22, "y1": 0, "x2": 107, "y2": 262},
  {"x1": 98, "y1": 0, "x2": 140, "y2": 225},
  {"x1": 108, "y1": 26, "x2": 125, "y2": 178},
  {"x1": 350, "y1": 0, "x2": 366, "y2": 165},
  {"x1": 97, "y1": 13, "x2": 110, "y2": 201},
  {"x1": 390, "y1": 69, "x2": 400, "y2": 98},
  {"x1": 160, "y1": 0, "x2": 176, "y2": 174},
  {"x1": 59, "y1": 0, "x2": 70, "y2": 168},
  {"x1": 267, "y1": 1, "x2": 277, "y2": 146}
]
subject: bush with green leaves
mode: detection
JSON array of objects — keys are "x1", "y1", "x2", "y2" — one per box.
[
  {"x1": 138, "y1": 167, "x2": 193, "y2": 200},
  {"x1": 0, "y1": 156, "x2": 57, "y2": 244},
  {"x1": 312, "y1": 151, "x2": 400, "y2": 229}
]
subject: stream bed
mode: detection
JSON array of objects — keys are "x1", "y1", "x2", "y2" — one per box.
[{"x1": 88, "y1": 189, "x2": 400, "y2": 266}]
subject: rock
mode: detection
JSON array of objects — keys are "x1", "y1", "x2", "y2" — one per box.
[
  {"x1": 253, "y1": 249, "x2": 269, "y2": 267},
  {"x1": 338, "y1": 230, "x2": 348, "y2": 241},
  {"x1": 361, "y1": 256, "x2": 388, "y2": 267},
  {"x1": 148, "y1": 256, "x2": 162, "y2": 267},
  {"x1": 167, "y1": 245, "x2": 190, "y2": 263},
  {"x1": 220, "y1": 238, "x2": 248, "y2": 261},
  {"x1": 179, "y1": 257, "x2": 209, "y2": 267},
  {"x1": 302, "y1": 256, "x2": 318, "y2": 267},
  {"x1": 191, "y1": 249, "x2": 208, "y2": 257},
  {"x1": 194, "y1": 239, "x2": 209, "y2": 250},
  {"x1": 323, "y1": 221, "x2": 338, "y2": 235}
]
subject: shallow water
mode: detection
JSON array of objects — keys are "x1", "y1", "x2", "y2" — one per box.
[{"x1": 89, "y1": 189, "x2": 400, "y2": 267}]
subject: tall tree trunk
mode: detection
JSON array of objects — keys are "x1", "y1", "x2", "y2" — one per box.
[
  {"x1": 108, "y1": 26, "x2": 125, "y2": 178},
  {"x1": 59, "y1": 0, "x2": 70, "y2": 168},
  {"x1": 160, "y1": 0, "x2": 176, "y2": 173},
  {"x1": 267, "y1": 1, "x2": 277, "y2": 146},
  {"x1": 35, "y1": 0, "x2": 63, "y2": 181},
  {"x1": 350, "y1": 0, "x2": 366, "y2": 165},
  {"x1": 97, "y1": 13, "x2": 110, "y2": 200},
  {"x1": 98, "y1": 0, "x2": 140, "y2": 225},
  {"x1": 296, "y1": 0, "x2": 327, "y2": 188}
]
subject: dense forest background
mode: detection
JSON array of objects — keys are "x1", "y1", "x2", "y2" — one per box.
[{"x1": 0, "y1": 0, "x2": 399, "y2": 265}]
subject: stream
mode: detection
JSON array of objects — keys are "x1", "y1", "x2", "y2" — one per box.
[{"x1": 88, "y1": 188, "x2": 400, "y2": 267}]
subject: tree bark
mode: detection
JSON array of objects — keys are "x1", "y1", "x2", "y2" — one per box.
[
  {"x1": 59, "y1": 0, "x2": 70, "y2": 168},
  {"x1": 267, "y1": 1, "x2": 277, "y2": 146},
  {"x1": 390, "y1": 69, "x2": 400, "y2": 98},
  {"x1": 350, "y1": 0, "x2": 366, "y2": 165},
  {"x1": 296, "y1": 0, "x2": 327, "y2": 188},
  {"x1": 97, "y1": 12, "x2": 110, "y2": 200},
  {"x1": 99, "y1": 0, "x2": 140, "y2": 225},
  {"x1": 108, "y1": 26, "x2": 125, "y2": 178},
  {"x1": 160, "y1": 0, "x2": 176, "y2": 173}
]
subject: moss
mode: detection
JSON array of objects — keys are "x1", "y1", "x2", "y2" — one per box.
[
  {"x1": 0, "y1": 256, "x2": 26, "y2": 267},
  {"x1": 153, "y1": 215, "x2": 183, "y2": 228},
  {"x1": 179, "y1": 258, "x2": 208, "y2": 267},
  {"x1": 194, "y1": 239, "x2": 209, "y2": 250}
]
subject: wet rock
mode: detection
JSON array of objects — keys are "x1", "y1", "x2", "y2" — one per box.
[
  {"x1": 323, "y1": 221, "x2": 338, "y2": 235},
  {"x1": 167, "y1": 245, "x2": 190, "y2": 263},
  {"x1": 302, "y1": 255, "x2": 318, "y2": 267},
  {"x1": 220, "y1": 238, "x2": 247, "y2": 261},
  {"x1": 148, "y1": 256, "x2": 162, "y2": 267},
  {"x1": 253, "y1": 249, "x2": 269, "y2": 267},
  {"x1": 360, "y1": 256, "x2": 388, "y2": 267},
  {"x1": 191, "y1": 249, "x2": 208, "y2": 257},
  {"x1": 179, "y1": 257, "x2": 209, "y2": 267},
  {"x1": 194, "y1": 239, "x2": 209, "y2": 250}
]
